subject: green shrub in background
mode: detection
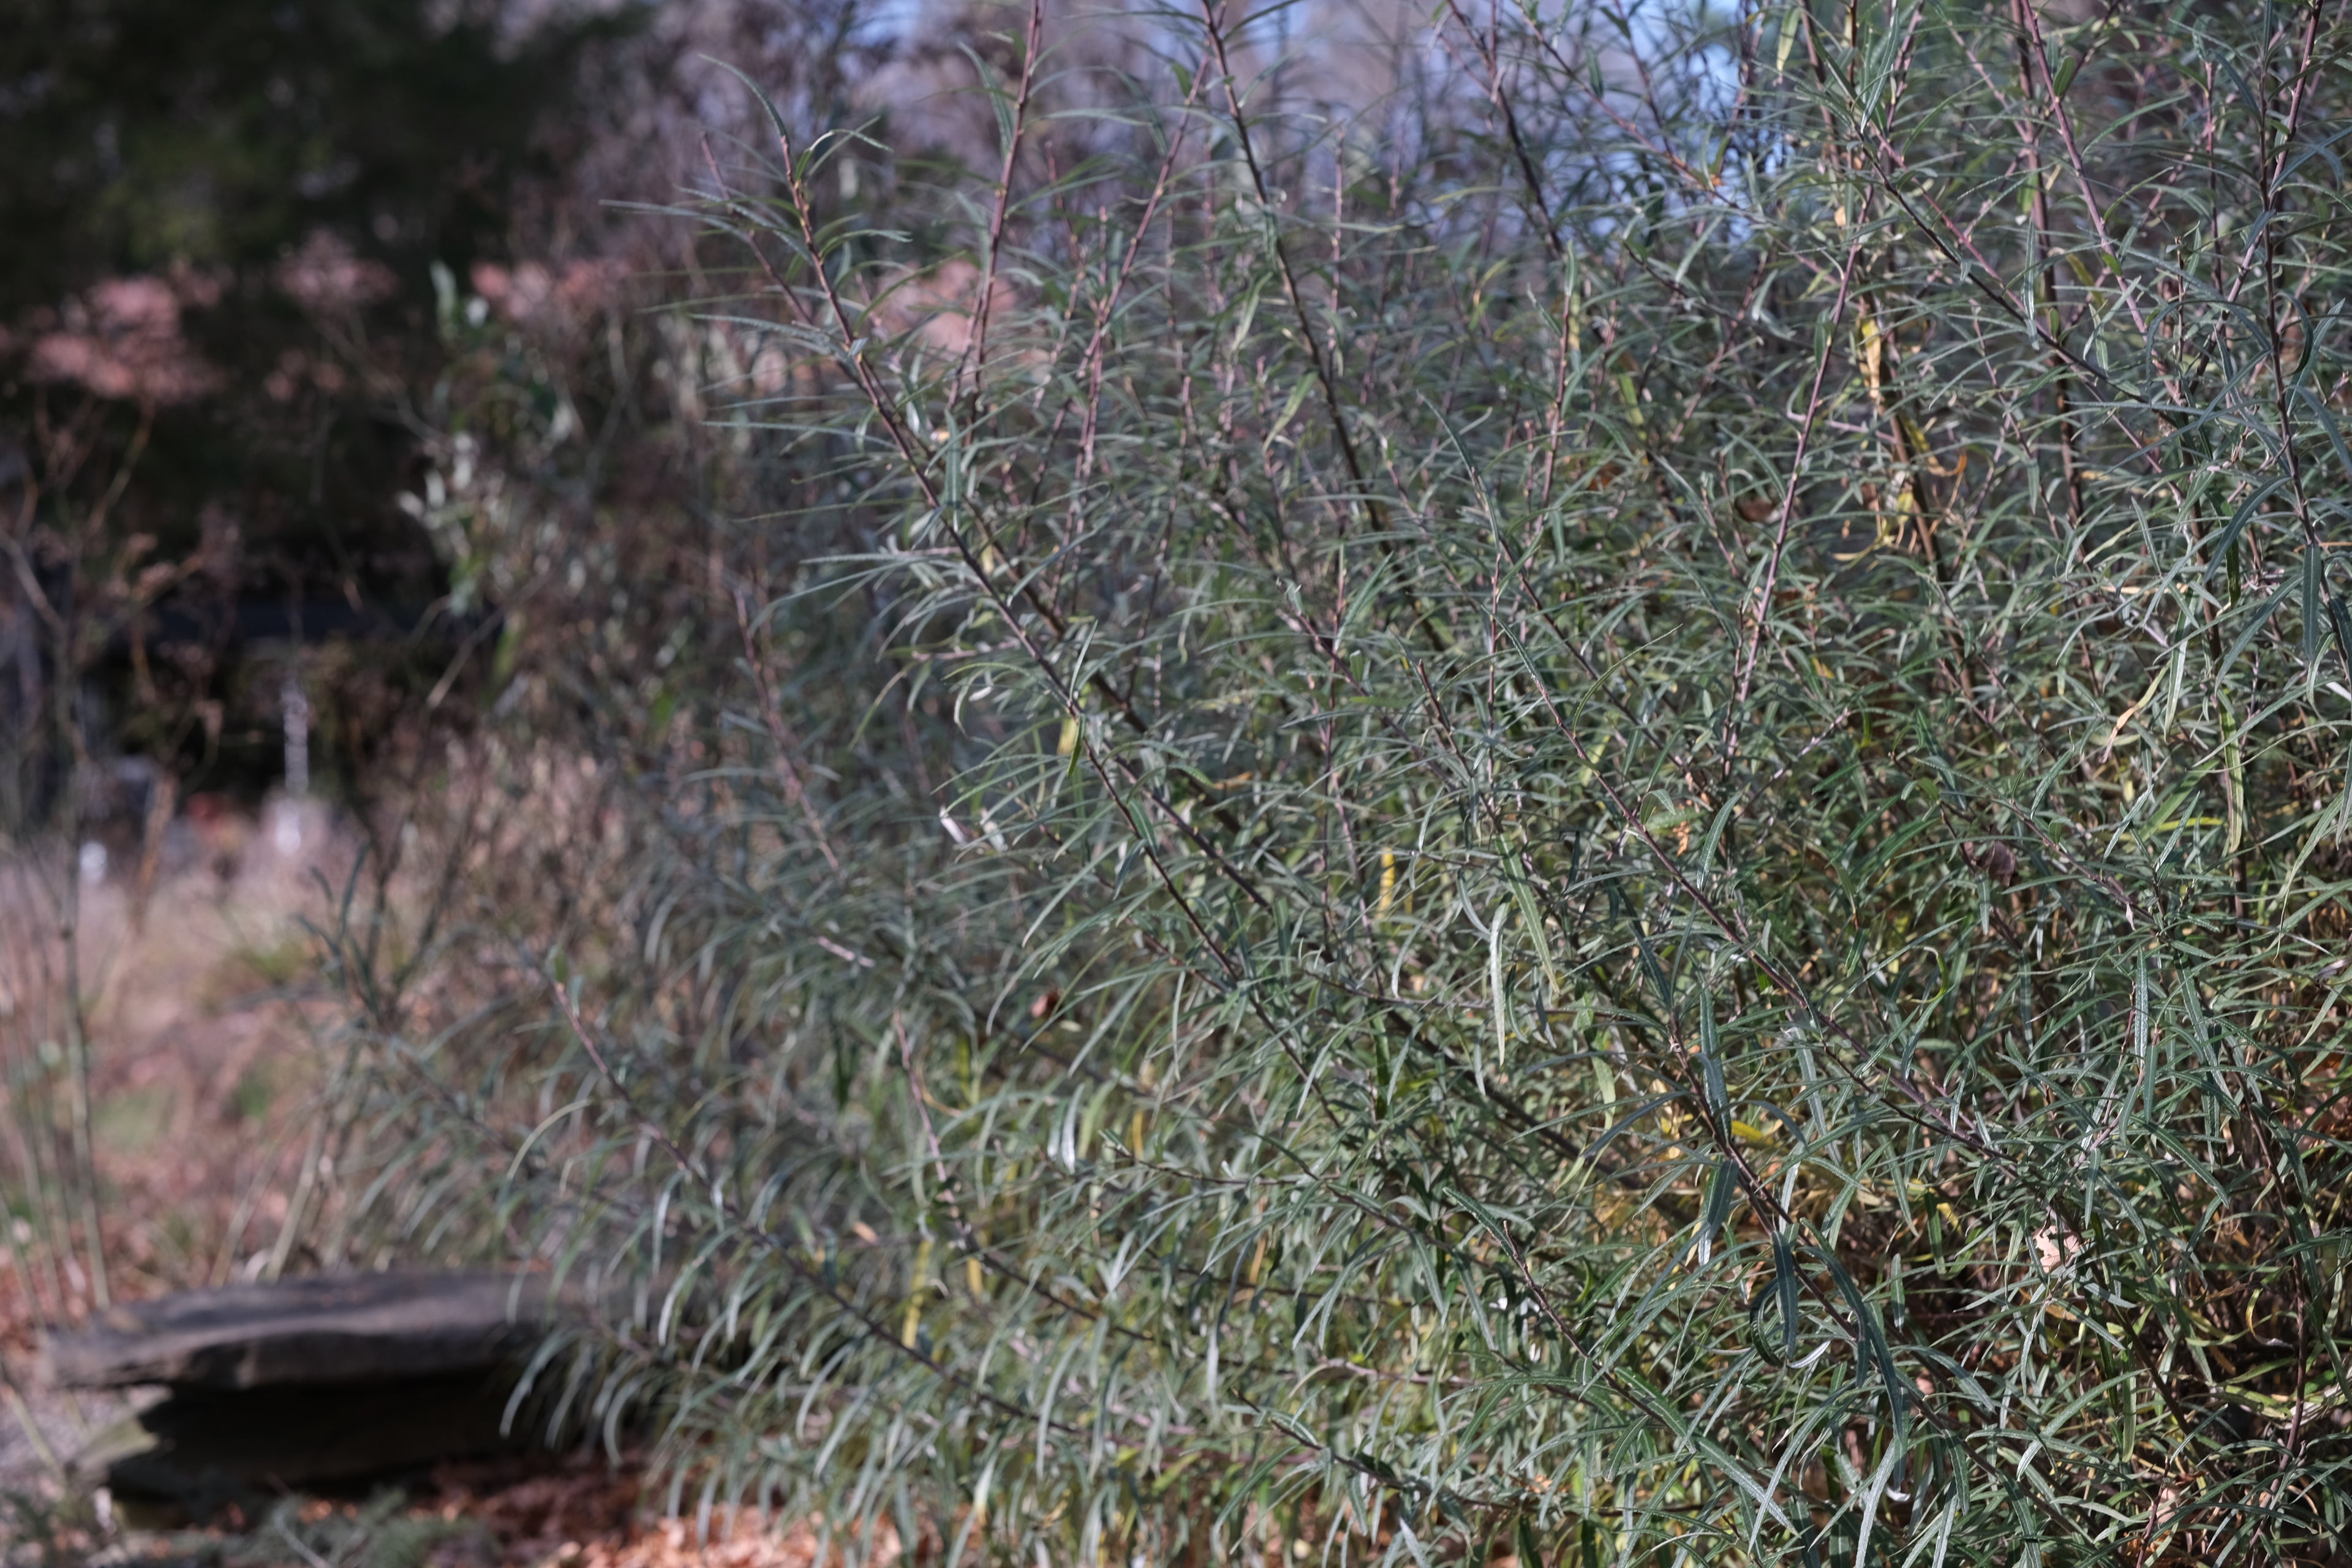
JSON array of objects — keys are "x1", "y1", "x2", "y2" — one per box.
[{"x1": 340, "y1": 0, "x2": 2352, "y2": 1562}]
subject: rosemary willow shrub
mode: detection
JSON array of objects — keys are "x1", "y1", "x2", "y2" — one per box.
[{"x1": 350, "y1": 0, "x2": 2352, "y2": 1562}]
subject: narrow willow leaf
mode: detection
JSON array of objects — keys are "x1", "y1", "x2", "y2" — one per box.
[
  {"x1": 2305, "y1": 541, "x2": 2323, "y2": 667},
  {"x1": 1695, "y1": 1159, "x2": 1736, "y2": 1266}
]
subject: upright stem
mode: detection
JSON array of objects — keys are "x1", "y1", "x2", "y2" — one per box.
[
  {"x1": 2010, "y1": 0, "x2": 2081, "y2": 529},
  {"x1": 55, "y1": 653, "x2": 108, "y2": 1310},
  {"x1": 267, "y1": 1030, "x2": 366, "y2": 1280}
]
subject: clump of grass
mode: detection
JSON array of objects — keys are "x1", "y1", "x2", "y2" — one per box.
[{"x1": 344, "y1": 0, "x2": 2352, "y2": 1564}]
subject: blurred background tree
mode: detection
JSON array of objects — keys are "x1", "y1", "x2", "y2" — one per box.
[
  {"x1": 0, "y1": 0, "x2": 622, "y2": 815},
  {"x1": 0, "y1": 0, "x2": 892, "y2": 1346}
]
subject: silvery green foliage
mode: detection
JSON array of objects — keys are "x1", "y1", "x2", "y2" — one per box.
[{"x1": 358, "y1": 1, "x2": 2352, "y2": 1562}]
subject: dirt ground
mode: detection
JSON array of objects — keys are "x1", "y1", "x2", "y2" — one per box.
[{"x1": 0, "y1": 798, "x2": 818, "y2": 1568}]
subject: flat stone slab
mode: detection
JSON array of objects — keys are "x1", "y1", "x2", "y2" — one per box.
[{"x1": 48, "y1": 1272, "x2": 551, "y2": 1392}]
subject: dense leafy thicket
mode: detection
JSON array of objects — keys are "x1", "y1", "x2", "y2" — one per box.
[{"x1": 344, "y1": 0, "x2": 2352, "y2": 1562}]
